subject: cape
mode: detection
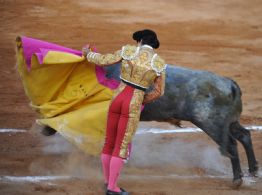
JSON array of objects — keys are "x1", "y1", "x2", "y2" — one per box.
[{"x1": 16, "y1": 36, "x2": 120, "y2": 155}]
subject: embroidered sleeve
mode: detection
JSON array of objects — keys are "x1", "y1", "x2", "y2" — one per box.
[
  {"x1": 86, "y1": 50, "x2": 122, "y2": 66},
  {"x1": 142, "y1": 71, "x2": 166, "y2": 104}
]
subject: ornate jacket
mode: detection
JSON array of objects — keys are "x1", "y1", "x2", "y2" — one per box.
[{"x1": 86, "y1": 44, "x2": 166, "y2": 104}]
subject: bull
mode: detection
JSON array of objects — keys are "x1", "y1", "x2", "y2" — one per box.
[{"x1": 103, "y1": 63, "x2": 259, "y2": 187}]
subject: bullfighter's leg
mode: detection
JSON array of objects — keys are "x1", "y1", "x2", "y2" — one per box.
[
  {"x1": 108, "y1": 87, "x2": 143, "y2": 192},
  {"x1": 101, "y1": 84, "x2": 126, "y2": 185}
]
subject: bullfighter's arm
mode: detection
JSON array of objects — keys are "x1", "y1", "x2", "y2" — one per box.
[
  {"x1": 143, "y1": 71, "x2": 166, "y2": 104},
  {"x1": 86, "y1": 50, "x2": 122, "y2": 66}
]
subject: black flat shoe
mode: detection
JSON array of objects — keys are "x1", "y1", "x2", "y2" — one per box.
[{"x1": 106, "y1": 188, "x2": 129, "y2": 195}]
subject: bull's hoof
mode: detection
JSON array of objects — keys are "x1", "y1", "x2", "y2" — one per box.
[
  {"x1": 41, "y1": 126, "x2": 57, "y2": 136},
  {"x1": 249, "y1": 164, "x2": 259, "y2": 177},
  {"x1": 249, "y1": 170, "x2": 258, "y2": 177},
  {"x1": 249, "y1": 171, "x2": 258, "y2": 177},
  {"x1": 232, "y1": 178, "x2": 243, "y2": 189}
]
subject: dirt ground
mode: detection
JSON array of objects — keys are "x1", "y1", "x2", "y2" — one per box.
[{"x1": 0, "y1": 0, "x2": 261, "y2": 194}]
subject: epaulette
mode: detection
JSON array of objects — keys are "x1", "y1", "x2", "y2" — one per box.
[
  {"x1": 151, "y1": 55, "x2": 167, "y2": 76},
  {"x1": 121, "y1": 45, "x2": 139, "y2": 60}
]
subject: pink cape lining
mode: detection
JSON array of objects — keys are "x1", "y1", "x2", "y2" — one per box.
[{"x1": 21, "y1": 36, "x2": 119, "y2": 90}]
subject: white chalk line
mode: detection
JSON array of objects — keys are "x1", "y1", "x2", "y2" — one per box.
[
  {"x1": 1, "y1": 174, "x2": 259, "y2": 185},
  {"x1": 137, "y1": 125, "x2": 262, "y2": 134},
  {"x1": 137, "y1": 127, "x2": 203, "y2": 134},
  {"x1": 0, "y1": 126, "x2": 262, "y2": 134},
  {"x1": 0, "y1": 174, "x2": 229, "y2": 183},
  {"x1": 128, "y1": 174, "x2": 230, "y2": 180},
  {"x1": 0, "y1": 129, "x2": 27, "y2": 133},
  {"x1": 0, "y1": 176, "x2": 73, "y2": 183}
]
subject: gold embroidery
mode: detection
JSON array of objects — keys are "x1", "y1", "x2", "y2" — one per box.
[
  {"x1": 152, "y1": 56, "x2": 166, "y2": 75},
  {"x1": 127, "y1": 61, "x2": 135, "y2": 77},
  {"x1": 86, "y1": 45, "x2": 166, "y2": 89},
  {"x1": 119, "y1": 89, "x2": 144, "y2": 158},
  {"x1": 86, "y1": 50, "x2": 122, "y2": 66},
  {"x1": 121, "y1": 45, "x2": 138, "y2": 60},
  {"x1": 120, "y1": 45, "x2": 166, "y2": 89}
]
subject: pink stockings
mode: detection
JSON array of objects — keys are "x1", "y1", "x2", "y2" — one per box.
[
  {"x1": 101, "y1": 154, "x2": 124, "y2": 192},
  {"x1": 101, "y1": 153, "x2": 111, "y2": 184}
]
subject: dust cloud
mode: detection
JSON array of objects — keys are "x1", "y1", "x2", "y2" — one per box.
[
  {"x1": 29, "y1": 123, "x2": 232, "y2": 178},
  {"x1": 29, "y1": 125, "x2": 102, "y2": 179},
  {"x1": 130, "y1": 134, "x2": 231, "y2": 175}
]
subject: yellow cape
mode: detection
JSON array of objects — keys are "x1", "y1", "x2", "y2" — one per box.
[{"x1": 16, "y1": 37, "x2": 114, "y2": 155}]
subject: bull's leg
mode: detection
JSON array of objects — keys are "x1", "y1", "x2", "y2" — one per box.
[
  {"x1": 226, "y1": 136, "x2": 243, "y2": 188},
  {"x1": 230, "y1": 122, "x2": 258, "y2": 176},
  {"x1": 193, "y1": 121, "x2": 243, "y2": 187}
]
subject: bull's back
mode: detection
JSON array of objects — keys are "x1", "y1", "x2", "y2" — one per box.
[{"x1": 140, "y1": 65, "x2": 242, "y2": 122}]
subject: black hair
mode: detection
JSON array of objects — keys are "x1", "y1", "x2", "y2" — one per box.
[{"x1": 132, "y1": 29, "x2": 160, "y2": 49}]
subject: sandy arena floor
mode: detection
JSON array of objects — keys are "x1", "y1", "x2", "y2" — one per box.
[{"x1": 0, "y1": 0, "x2": 261, "y2": 194}]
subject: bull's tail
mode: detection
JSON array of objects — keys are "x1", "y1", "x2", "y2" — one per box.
[
  {"x1": 230, "y1": 79, "x2": 242, "y2": 100},
  {"x1": 228, "y1": 78, "x2": 242, "y2": 115}
]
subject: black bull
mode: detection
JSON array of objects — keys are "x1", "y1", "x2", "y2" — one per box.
[{"x1": 104, "y1": 63, "x2": 258, "y2": 187}]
